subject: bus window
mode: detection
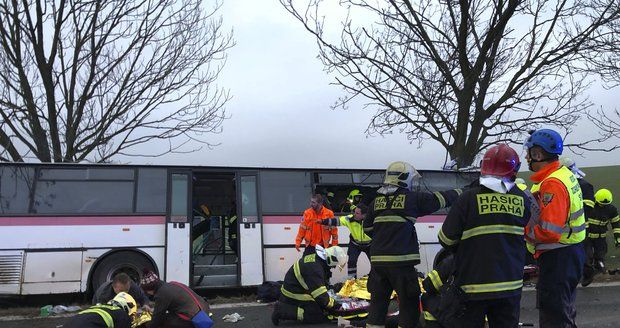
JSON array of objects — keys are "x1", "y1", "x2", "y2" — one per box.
[
  {"x1": 260, "y1": 171, "x2": 312, "y2": 214},
  {"x1": 317, "y1": 173, "x2": 352, "y2": 184},
  {"x1": 33, "y1": 168, "x2": 134, "y2": 214},
  {"x1": 0, "y1": 166, "x2": 34, "y2": 214},
  {"x1": 136, "y1": 168, "x2": 167, "y2": 213}
]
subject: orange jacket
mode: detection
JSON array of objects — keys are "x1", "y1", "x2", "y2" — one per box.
[
  {"x1": 525, "y1": 161, "x2": 570, "y2": 258},
  {"x1": 295, "y1": 206, "x2": 338, "y2": 248}
]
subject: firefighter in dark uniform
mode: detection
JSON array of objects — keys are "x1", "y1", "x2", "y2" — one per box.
[
  {"x1": 582, "y1": 189, "x2": 620, "y2": 286},
  {"x1": 363, "y1": 161, "x2": 462, "y2": 328},
  {"x1": 64, "y1": 292, "x2": 137, "y2": 328},
  {"x1": 438, "y1": 144, "x2": 531, "y2": 327},
  {"x1": 559, "y1": 157, "x2": 598, "y2": 287},
  {"x1": 271, "y1": 245, "x2": 347, "y2": 325},
  {"x1": 421, "y1": 248, "x2": 456, "y2": 328}
]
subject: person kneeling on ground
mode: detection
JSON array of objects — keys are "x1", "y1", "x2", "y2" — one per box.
[
  {"x1": 140, "y1": 270, "x2": 211, "y2": 328},
  {"x1": 92, "y1": 272, "x2": 149, "y2": 308},
  {"x1": 65, "y1": 292, "x2": 137, "y2": 328},
  {"x1": 271, "y1": 245, "x2": 348, "y2": 325}
]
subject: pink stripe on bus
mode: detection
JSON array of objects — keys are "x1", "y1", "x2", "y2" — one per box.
[
  {"x1": 263, "y1": 216, "x2": 303, "y2": 224},
  {"x1": 0, "y1": 216, "x2": 166, "y2": 226},
  {"x1": 263, "y1": 215, "x2": 446, "y2": 224}
]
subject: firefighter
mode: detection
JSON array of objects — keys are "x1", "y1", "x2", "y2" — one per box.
[
  {"x1": 340, "y1": 189, "x2": 363, "y2": 213},
  {"x1": 92, "y1": 272, "x2": 148, "y2": 307},
  {"x1": 363, "y1": 161, "x2": 462, "y2": 328},
  {"x1": 438, "y1": 144, "x2": 531, "y2": 327},
  {"x1": 320, "y1": 203, "x2": 371, "y2": 278},
  {"x1": 296, "y1": 194, "x2": 338, "y2": 256},
  {"x1": 65, "y1": 292, "x2": 137, "y2": 328},
  {"x1": 271, "y1": 245, "x2": 347, "y2": 325},
  {"x1": 523, "y1": 129, "x2": 586, "y2": 328},
  {"x1": 421, "y1": 248, "x2": 455, "y2": 328},
  {"x1": 581, "y1": 189, "x2": 620, "y2": 286}
]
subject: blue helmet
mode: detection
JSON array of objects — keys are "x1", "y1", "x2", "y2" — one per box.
[{"x1": 524, "y1": 129, "x2": 563, "y2": 154}]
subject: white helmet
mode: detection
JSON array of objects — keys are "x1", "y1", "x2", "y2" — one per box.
[
  {"x1": 383, "y1": 161, "x2": 421, "y2": 191},
  {"x1": 324, "y1": 246, "x2": 348, "y2": 271},
  {"x1": 559, "y1": 156, "x2": 586, "y2": 178}
]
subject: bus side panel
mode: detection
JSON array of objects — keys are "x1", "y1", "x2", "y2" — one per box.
[{"x1": 22, "y1": 251, "x2": 82, "y2": 294}]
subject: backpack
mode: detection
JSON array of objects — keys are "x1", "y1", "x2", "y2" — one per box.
[{"x1": 257, "y1": 281, "x2": 283, "y2": 303}]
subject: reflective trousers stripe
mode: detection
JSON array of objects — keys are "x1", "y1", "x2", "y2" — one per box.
[
  {"x1": 297, "y1": 307, "x2": 304, "y2": 321},
  {"x1": 371, "y1": 253, "x2": 420, "y2": 262},
  {"x1": 434, "y1": 192, "x2": 446, "y2": 208},
  {"x1": 460, "y1": 279, "x2": 523, "y2": 294},
  {"x1": 461, "y1": 224, "x2": 524, "y2": 240}
]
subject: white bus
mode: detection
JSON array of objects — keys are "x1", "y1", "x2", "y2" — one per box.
[{"x1": 0, "y1": 163, "x2": 477, "y2": 295}]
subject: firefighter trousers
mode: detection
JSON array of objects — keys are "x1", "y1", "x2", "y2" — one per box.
[
  {"x1": 583, "y1": 237, "x2": 607, "y2": 278},
  {"x1": 367, "y1": 266, "x2": 420, "y2": 328},
  {"x1": 537, "y1": 243, "x2": 585, "y2": 328},
  {"x1": 273, "y1": 300, "x2": 329, "y2": 324},
  {"x1": 347, "y1": 243, "x2": 369, "y2": 277},
  {"x1": 460, "y1": 294, "x2": 521, "y2": 328}
]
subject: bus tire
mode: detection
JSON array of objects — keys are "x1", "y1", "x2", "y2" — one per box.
[{"x1": 91, "y1": 251, "x2": 155, "y2": 292}]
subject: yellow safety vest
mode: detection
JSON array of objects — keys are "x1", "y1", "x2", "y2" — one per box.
[
  {"x1": 339, "y1": 215, "x2": 371, "y2": 245},
  {"x1": 527, "y1": 166, "x2": 586, "y2": 251}
]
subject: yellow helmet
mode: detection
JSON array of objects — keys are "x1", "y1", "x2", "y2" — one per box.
[
  {"x1": 595, "y1": 189, "x2": 613, "y2": 205},
  {"x1": 384, "y1": 161, "x2": 421, "y2": 191},
  {"x1": 110, "y1": 292, "x2": 137, "y2": 316},
  {"x1": 347, "y1": 189, "x2": 363, "y2": 203}
]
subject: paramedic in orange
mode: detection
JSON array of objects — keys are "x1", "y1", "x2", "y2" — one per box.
[{"x1": 296, "y1": 194, "x2": 338, "y2": 256}]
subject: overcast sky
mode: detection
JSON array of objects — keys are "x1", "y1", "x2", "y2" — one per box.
[{"x1": 141, "y1": 0, "x2": 620, "y2": 171}]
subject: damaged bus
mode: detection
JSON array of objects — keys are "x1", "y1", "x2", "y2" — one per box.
[{"x1": 0, "y1": 163, "x2": 477, "y2": 295}]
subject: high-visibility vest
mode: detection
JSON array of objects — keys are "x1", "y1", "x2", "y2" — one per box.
[
  {"x1": 527, "y1": 166, "x2": 586, "y2": 251},
  {"x1": 339, "y1": 215, "x2": 371, "y2": 246}
]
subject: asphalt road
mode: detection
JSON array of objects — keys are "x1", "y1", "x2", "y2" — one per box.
[{"x1": 2, "y1": 283, "x2": 619, "y2": 328}]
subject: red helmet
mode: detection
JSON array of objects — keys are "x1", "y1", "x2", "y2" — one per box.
[{"x1": 480, "y1": 144, "x2": 521, "y2": 179}]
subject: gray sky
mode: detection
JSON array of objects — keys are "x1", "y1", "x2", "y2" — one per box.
[{"x1": 142, "y1": 0, "x2": 620, "y2": 170}]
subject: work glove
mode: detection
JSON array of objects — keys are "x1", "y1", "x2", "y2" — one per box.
[{"x1": 320, "y1": 218, "x2": 332, "y2": 226}]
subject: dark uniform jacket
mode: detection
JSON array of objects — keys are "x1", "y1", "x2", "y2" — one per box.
[
  {"x1": 92, "y1": 280, "x2": 148, "y2": 306},
  {"x1": 150, "y1": 282, "x2": 210, "y2": 328},
  {"x1": 439, "y1": 185, "x2": 531, "y2": 300},
  {"x1": 579, "y1": 178, "x2": 595, "y2": 224},
  {"x1": 421, "y1": 252, "x2": 455, "y2": 322},
  {"x1": 587, "y1": 204, "x2": 620, "y2": 240},
  {"x1": 363, "y1": 187, "x2": 461, "y2": 267},
  {"x1": 280, "y1": 253, "x2": 336, "y2": 309},
  {"x1": 64, "y1": 304, "x2": 131, "y2": 328}
]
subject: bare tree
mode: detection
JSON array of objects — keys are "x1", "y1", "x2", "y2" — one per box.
[
  {"x1": 0, "y1": 0, "x2": 233, "y2": 163},
  {"x1": 281, "y1": 0, "x2": 620, "y2": 168}
]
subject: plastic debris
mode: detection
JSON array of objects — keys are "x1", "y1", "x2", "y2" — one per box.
[
  {"x1": 222, "y1": 313, "x2": 244, "y2": 322},
  {"x1": 40, "y1": 305, "x2": 53, "y2": 317}
]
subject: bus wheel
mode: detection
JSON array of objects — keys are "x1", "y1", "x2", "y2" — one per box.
[{"x1": 91, "y1": 251, "x2": 155, "y2": 292}]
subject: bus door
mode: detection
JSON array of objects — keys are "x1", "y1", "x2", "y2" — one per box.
[
  {"x1": 236, "y1": 172, "x2": 264, "y2": 286},
  {"x1": 165, "y1": 171, "x2": 191, "y2": 284}
]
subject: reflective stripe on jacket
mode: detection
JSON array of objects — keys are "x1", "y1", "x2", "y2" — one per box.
[
  {"x1": 526, "y1": 165, "x2": 586, "y2": 256},
  {"x1": 79, "y1": 305, "x2": 119, "y2": 328},
  {"x1": 280, "y1": 254, "x2": 335, "y2": 309}
]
